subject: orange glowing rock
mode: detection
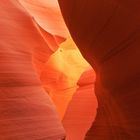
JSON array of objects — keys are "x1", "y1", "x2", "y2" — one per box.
[
  {"x1": 19, "y1": 0, "x2": 69, "y2": 37},
  {"x1": 41, "y1": 37, "x2": 91, "y2": 119},
  {"x1": 0, "y1": 0, "x2": 97, "y2": 139},
  {"x1": 0, "y1": 0, "x2": 65, "y2": 139}
]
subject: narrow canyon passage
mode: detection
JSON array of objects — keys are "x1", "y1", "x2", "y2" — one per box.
[
  {"x1": 0, "y1": 0, "x2": 140, "y2": 140},
  {"x1": 0, "y1": 0, "x2": 97, "y2": 140}
]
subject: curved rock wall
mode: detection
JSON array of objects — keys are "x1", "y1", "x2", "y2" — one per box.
[
  {"x1": 0, "y1": 0, "x2": 97, "y2": 139},
  {"x1": 0, "y1": 0, "x2": 65, "y2": 139},
  {"x1": 58, "y1": 0, "x2": 140, "y2": 139}
]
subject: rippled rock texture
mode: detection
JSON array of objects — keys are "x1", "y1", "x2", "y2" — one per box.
[
  {"x1": 0, "y1": 0, "x2": 97, "y2": 140},
  {"x1": 58, "y1": 0, "x2": 140, "y2": 139}
]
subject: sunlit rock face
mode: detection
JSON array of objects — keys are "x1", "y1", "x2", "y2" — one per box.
[
  {"x1": 41, "y1": 38, "x2": 91, "y2": 119},
  {"x1": 58, "y1": 0, "x2": 140, "y2": 139},
  {"x1": 19, "y1": 0, "x2": 69, "y2": 37},
  {"x1": 62, "y1": 68, "x2": 97, "y2": 140},
  {"x1": 0, "y1": 0, "x2": 97, "y2": 140}
]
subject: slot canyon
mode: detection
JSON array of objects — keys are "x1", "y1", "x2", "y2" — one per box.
[{"x1": 0, "y1": 0, "x2": 140, "y2": 140}]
